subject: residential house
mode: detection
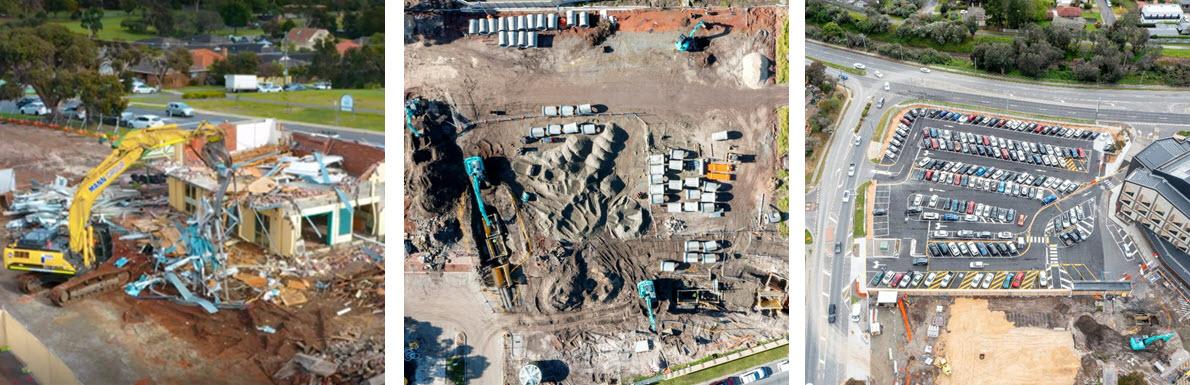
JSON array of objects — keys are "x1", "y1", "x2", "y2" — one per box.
[
  {"x1": 335, "y1": 39, "x2": 361, "y2": 55},
  {"x1": 1054, "y1": 6, "x2": 1083, "y2": 18},
  {"x1": 188, "y1": 48, "x2": 226, "y2": 85},
  {"x1": 284, "y1": 28, "x2": 331, "y2": 50}
]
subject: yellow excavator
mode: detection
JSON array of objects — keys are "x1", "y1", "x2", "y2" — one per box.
[{"x1": 2, "y1": 123, "x2": 230, "y2": 305}]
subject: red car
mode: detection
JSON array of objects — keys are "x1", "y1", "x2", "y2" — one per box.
[
  {"x1": 981, "y1": 136, "x2": 990, "y2": 146},
  {"x1": 967, "y1": 201, "x2": 976, "y2": 214},
  {"x1": 1034, "y1": 125, "x2": 1045, "y2": 133},
  {"x1": 1076, "y1": 148, "x2": 1085, "y2": 158},
  {"x1": 926, "y1": 170, "x2": 934, "y2": 180},
  {"x1": 890, "y1": 273, "x2": 906, "y2": 287},
  {"x1": 1000, "y1": 148, "x2": 1010, "y2": 159},
  {"x1": 1012, "y1": 272, "x2": 1024, "y2": 288},
  {"x1": 710, "y1": 378, "x2": 740, "y2": 385},
  {"x1": 1017, "y1": 214, "x2": 1026, "y2": 226}
]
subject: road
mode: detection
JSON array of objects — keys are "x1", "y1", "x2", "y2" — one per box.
[
  {"x1": 1097, "y1": 0, "x2": 1116, "y2": 26},
  {"x1": 0, "y1": 99, "x2": 384, "y2": 146},
  {"x1": 805, "y1": 41, "x2": 1190, "y2": 385},
  {"x1": 808, "y1": 42, "x2": 1190, "y2": 124},
  {"x1": 806, "y1": 73, "x2": 882, "y2": 385}
]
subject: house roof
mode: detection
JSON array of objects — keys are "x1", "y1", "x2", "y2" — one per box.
[
  {"x1": 190, "y1": 48, "x2": 225, "y2": 72},
  {"x1": 135, "y1": 37, "x2": 186, "y2": 49},
  {"x1": 188, "y1": 34, "x2": 232, "y2": 46},
  {"x1": 335, "y1": 39, "x2": 361, "y2": 55},
  {"x1": 1135, "y1": 137, "x2": 1190, "y2": 171},
  {"x1": 285, "y1": 28, "x2": 329, "y2": 44},
  {"x1": 1056, "y1": 6, "x2": 1083, "y2": 18}
]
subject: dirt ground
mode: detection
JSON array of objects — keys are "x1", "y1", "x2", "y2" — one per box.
[
  {"x1": 936, "y1": 298, "x2": 1080, "y2": 385},
  {"x1": 405, "y1": 7, "x2": 788, "y2": 383},
  {"x1": 0, "y1": 122, "x2": 384, "y2": 385}
]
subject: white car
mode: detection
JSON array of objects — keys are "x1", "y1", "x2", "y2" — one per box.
[
  {"x1": 257, "y1": 83, "x2": 282, "y2": 93},
  {"x1": 853, "y1": 63, "x2": 866, "y2": 70},
  {"x1": 874, "y1": 70, "x2": 883, "y2": 78},
  {"x1": 61, "y1": 104, "x2": 86, "y2": 120},
  {"x1": 131, "y1": 84, "x2": 158, "y2": 94},
  {"x1": 777, "y1": 360, "x2": 790, "y2": 372},
  {"x1": 1039, "y1": 271, "x2": 1050, "y2": 288},
  {"x1": 165, "y1": 102, "x2": 195, "y2": 117},
  {"x1": 883, "y1": 82, "x2": 891, "y2": 91},
  {"x1": 740, "y1": 367, "x2": 771, "y2": 384},
  {"x1": 129, "y1": 114, "x2": 165, "y2": 129},
  {"x1": 842, "y1": 190, "x2": 851, "y2": 202},
  {"x1": 920, "y1": 67, "x2": 932, "y2": 73},
  {"x1": 19, "y1": 102, "x2": 49, "y2": 115},
  {"x1": 311, "y1": 81, "x2": 332, "y2": 90},
  {"x1": 848, "y1": 164, "x2": 856, "y2": 177}
]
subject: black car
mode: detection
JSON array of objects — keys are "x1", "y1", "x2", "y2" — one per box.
[
  {"x1": 828, "y1": 304, "x2": 838, "y2": 323},
  {"x1": 912, "y1": 257, "x2": 929, "y2": 266},
  {"x1": 835, "y1": 242, "x2": 843, "y2": 255},
  {"x1": 928, "y1": 243, "x2": 940, "y2": 256},
  {"x1": 873, "y1": 208, "x2": 888, "y2": 216}
]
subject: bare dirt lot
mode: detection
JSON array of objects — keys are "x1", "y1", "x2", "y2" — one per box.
[
  {"x1": 936, "y1": 298, "x2": 1080, "y2": 385},
  {"x1": 405, "y1": 7, "x2": 788, "y2": 384}
]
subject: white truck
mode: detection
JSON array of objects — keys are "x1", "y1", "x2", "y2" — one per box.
[{"x1": 225, "y1": 74, "x2": 258, "y2": 92}]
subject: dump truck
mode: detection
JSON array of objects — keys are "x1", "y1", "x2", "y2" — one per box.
[
  {"x1": 706, "y1": 172, "x2": 734, "y2": 182},
  {"x1": 707, "y1": 162, "x2": 734, "y2": 173}
]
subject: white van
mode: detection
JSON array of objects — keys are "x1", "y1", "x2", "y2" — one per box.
[{"x1": 969, "y1": 261, "x2": 986, "y2": 269}]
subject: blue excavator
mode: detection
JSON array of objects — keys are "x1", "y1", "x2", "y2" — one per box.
[
  {"x1": 463, "y1": 156, "x2": 492, "y2": 227},
  {"x1": 637, "y1": 280, "x2": 657, "y2": 332},
  {"x1": 1130, "y1": 333, "x2": 1176, "y2": 351},
  {"x1": 675, "y1": 21, "x2": 706, "y2": 52},
  {"x1": 405, "y1": 98, "x2": 424, "y2": 138}
]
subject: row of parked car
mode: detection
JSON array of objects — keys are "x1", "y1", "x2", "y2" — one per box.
[
  {"x1": 918, "y1": 127, "x2": 1086, "y2": 171},
  {"x1": 933, "y1": 229, "x2": 1018, "y2": 240},
  {"x1": 914, "y1": 157, "x2": 1075, "y2": 202},
  {"x1": 885, "y1": 109, "x2": 924, "y2": 160},
  {"x1": 913, "y1": 166, "x2": 1060, "y2": 206},
  {"x1": 928, "y1": 240, "x2": 1021, "y2": 257},
  {"x1": 919, "y1": 108, "x2": 1104, "y2": 142},
  {"x1": 911, "y1": 193, "x2": 1018, "y2": 224},
  {"x1": 1051, "y1": 205, "x2": 1093, "y2": 247},
  {"x1": 872, "y1": 269, "x2": 1050, "y2": 290}
]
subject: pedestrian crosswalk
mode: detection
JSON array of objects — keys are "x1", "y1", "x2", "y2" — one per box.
[
  {"x1": 1047, "y1": 243, "x2": 1059, "y2": 268},
  {"x1": 1027, "y1": 236, "x2": 1047, "y2": 243},
  {"x1": 1058, "y1": 267, "x2": 1075, "y2": 289}
]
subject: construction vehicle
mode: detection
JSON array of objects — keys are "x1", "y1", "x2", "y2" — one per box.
[
  {"x1": 637, "y1": 280, "x2": 657, "y2": 332},
  {"x1": 674, "y1": 21, "x2": 706, "y2": 52},
  {"x1": 1134, "y1": 313, "x2": 1157, "y2": 326},
  {"x1": 464, "y1": 156, "x2": 493, "y2": 227},
  {"x1": 405, "y1": 98, "x2": 425, "y2": 138},
  {"x1": 706, "y1": 172, "x2": 735, "y2": 183},
  {"x1": 707, "y1": 162, "x2": 734, "y2": 174},
  {"x1": 934, "y1": 357, "x2": 952, "y2": 375},
  {"x1": 1130, "y1": 333, "x2": 1176, "y2": 351},
  {"x1": 3, "y1": 124, "x2": 231, "y2": 305}
]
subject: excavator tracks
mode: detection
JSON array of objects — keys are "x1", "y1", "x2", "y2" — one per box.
[{"x1": 49, "y1": 271, "x2": 130, "y2": 306}]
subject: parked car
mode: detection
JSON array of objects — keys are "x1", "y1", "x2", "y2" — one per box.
[
  {"x1": 283, "y1": 83, "x2": 307, "y2": 92},
  {"x1": 739, "y1": 367, "x2": 771, "y2": 384},
  {"x1": 311, "y1": 81, "x2": 332, "y2": 90},
  {"x1": 61, "y1": 104, "x2": 86, "y2": 120},
  {"x1": 15, "y1": 96, "x2": 39, "y2": 108},
  {"x1": 709, "y1": 378, "x2": 739, "y2": 385},
  {"x1": 828, "y1": 304, "x2": 838, "y2": 323},
  {"x1": 165, "y1": 102, "x2": 194, "y2": 117},
  {"x1": 257, "y1": 83, "x2": 282, "y2": 93},
  {"x1": 129, "y1": 114, "x2": 165, "y2": 129},
  {"x1": 102, "y1": 111, "x2": 135, "y2": 126},
  {"x1": 18, "y1": 101, "x2": 49, "y2": 115},
  {"x1": 835, "y1": 242, "x2": 843, "y2": 255},
  {"x1": 131, "y1": 84, "x2": 158, "y2": 94},
  {"x1": 853, "y1": 63, "x2": 867, "y2": 69}
]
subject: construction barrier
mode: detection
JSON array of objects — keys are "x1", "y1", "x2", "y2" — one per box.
[{"x1": 0, "y1": 310, "x2": 82, "y2": 385}]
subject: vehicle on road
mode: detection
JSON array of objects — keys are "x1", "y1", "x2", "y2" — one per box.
[
  {"x1": 828, "y1": 304, "x2": 837, "y2": 323},
  {"x1": 969, "y1": 261, "x2": 986, "y2": 269},
  {"x1": 835, "y1": 242, "x2": 843, "y2": 255},
  {"x1": 853, "y1": 135, "x2": 861, "y2": 146},
  {"x1": 225, "y1": 74, "x2": 259, "y2": 92},
  {"x1": 874, "y1": 70, "x2": 883, "y2": 78},
  {"x1": 853, "y1": 63, "x2": 866, "y2": 69},
  {"x1": 165, "y1": 102, "x2": 194, "y2": 117},
  {"x1": 740, "y1": 367, "x2": 771, "y2": 383},
  {"x1": 842, "y1": 191, "x2": 851, "y2": 202},
  {"x1": 131, "y1": 84, "x2": 158, "y2": 94},
  {"x1": 283, "y1": 83, "x2": 307, "y2": 92},
  {"x1": 129, "y1": 114, "x2": 165, "y2": 129},
  {"x1": 873, "y1": 208, "x2": 887, "y2": 215},
  {"x1": 848, "y1": 164, "x2": 856, "y2": 176},
  {"x1": 311, "y1": 81, "x2": 332, "y2": 90},
  {"x1": 777, "y1": 360, "x2": 790, "y2": 372},
  {"x1": 883, "y1": 82, "x2": 890, "y2": 91},
  {"x1": 18, "y1": 101, "x2": 49, "y2": 115},
  {"x1": 257, "y1": 82, "x2": 282, "y2": 93},
  {"x1": 912, "y1": 257, "x2": 929, "y2": 266},
  {"x1": 920, "y1": 67, "x2": 932, "y2": 73}
]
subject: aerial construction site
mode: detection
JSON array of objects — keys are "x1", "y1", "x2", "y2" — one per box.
[
  {"x1": 0, "y1": 119, "x2": 384, "y2": 384},
  {"x1": 403, "y1": 3, "x2": 790, "y2": 384}
]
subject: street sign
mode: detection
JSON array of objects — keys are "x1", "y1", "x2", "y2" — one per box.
[{"x1": 340, "y1": 95, "x2": 354, "y2": 112}]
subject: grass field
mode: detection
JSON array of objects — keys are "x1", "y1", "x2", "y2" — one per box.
[
  {"x1": 48, "y1": 12, "x2": 263, "y2": 42},
  {"x1": 660, "y1": 345, "x2": 789, "y2": 385},
  {"x1": 777, "y1": 18, "x2": 789, "y2": 84},
  {"x1": 853, "y1": 180, "x2": 870, "y2": 237},
  {"x1": 811, "y1": 57, "x2": 866, "y2": 76},
  {"x1": 235, "y1": 89, "x2": 386, "y2": 111},
  {"x1": 133, "y1": 98, "x2": 383, "y2": 131},
  {"x1": 1162, "y1": 46, "x2": 1190, "y2": 59}
]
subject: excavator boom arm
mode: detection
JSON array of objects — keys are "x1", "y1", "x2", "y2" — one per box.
[{"x1": 67, "y1": 124, "x2": 225, "y2": 266}]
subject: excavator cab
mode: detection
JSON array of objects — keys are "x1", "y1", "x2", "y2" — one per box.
[{"x1": 675, "y1": 21, "x2": 706, "y2": 52}]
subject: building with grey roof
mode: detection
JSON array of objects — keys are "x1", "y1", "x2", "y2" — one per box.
[{"x1": 1117, "y1": 137, "x2": 1190, "y2": 289}]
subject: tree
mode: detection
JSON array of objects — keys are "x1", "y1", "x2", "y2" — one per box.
[
  {"x1": 149, "y1": 4, "x2": 175, "y2": 37},
  {"x1": 335, "y1": 43, "x2": 382, "y2": 88},
  {"x1": 971, "y1": 42, "x2": 1016, "y2": 74},
  {"x1": 0, "y1": 24, "x2": 99, "y2": 122},
  {"x1": 964, "y1": 16, "x2": 978, "y2": 35},
  {"x1": 306, "y1": 8, "x2": 337, "y2": 31},
  {"x1": 821, "y1": 21, "x2": 846, "y2": 43},
  {"x1": 119, "y1": 0, "x2": 136, "y2": 15},
  {"x1": 77, "y1": 73, "x2": 127, "y2": 124},
  {"x1": 152, "y1": 47, "x2": 193, "y2": 88},
  {"x1": 1072, "y1": 59, "x2": 1100, "y2": 81},
  {"x1": 307, "y1": 37, "x2": 341, "y2": 81},
  {"x1": 79, "y1": 8, "x2": 103, "y2": 39},
  {"x1": 209, "y1": 52, "x2": 259, "y2": 83},
  {"x1": 344, "y1": 6, "x2": 384, "y2": 38},
  {"x1": 1118, "y1": 371, "x2": 1148, "y2": 385},
  {"x1": 193, "y1": 10, "x2": 225, "y2": 35},
  {"x1": 45, "y1": 0, "x2": 78, "y2": 15},
  {"x1": 219, "y1": 2, "x2": 251, "y2": 34}
]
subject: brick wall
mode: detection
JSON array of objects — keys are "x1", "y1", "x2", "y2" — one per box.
[{"x1": 290, "y1": 132, "x2": 383, "y2": 177}]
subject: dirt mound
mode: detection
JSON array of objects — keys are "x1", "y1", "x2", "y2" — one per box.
[
  {"x1": 1075, "y1": 315, "x2": 1122, "y2": 351},
  {"x1": 518, "y1": 125, "x2": 649, "y2": 241},
  {"x1": 533, "y1": 240, "x2": 646, "y2": 314},
  {"x1": 405, "y1": 98, "x2": 468, "y2": 252}
]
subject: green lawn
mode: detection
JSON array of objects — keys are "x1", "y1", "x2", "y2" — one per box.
[
  {"x1": 234, "y1": 89, "x2": 386, "y2": 111},
  {"x1": 776, "y1": 18, "x2": 789, "y2": 84},
  {"x1": 811, "y1": 57, "x2": 866, "y2": 76},
  {"x1": 853, "y1": 180, "x2": 870, "y2": 237},
  {"x1": 174, "y1": 86, "x2": 226, "y2": 94},
  {"x1": 660, "y1": 345, "x2": 789, "y2": 385},
  {"x1": 135, "y1": 98, "x2": 384, "y2": 132},
  {"x1": 1162, "y1": 46, "x2": 1190, "y2": 59},
  {"x1": 48, "y1": 12, "x2": 263, "y2": 43}
]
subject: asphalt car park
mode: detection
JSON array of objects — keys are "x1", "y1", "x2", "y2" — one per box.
[
  {"x1": 867, "y1": 269, "x2": 1052, "y2": 290},
  {"x1": 870, "y1": 107, "x2": 1109, "y2": 291}
]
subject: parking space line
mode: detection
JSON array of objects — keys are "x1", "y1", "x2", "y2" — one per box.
[
  {"x1": 991, "y1": 272, "x2": 1007, "y2": 288},
  {"x1": 960, "y1": 273, "x2": 977, "y2": 289},
  {"x1": 1022, "y1": 271, "x2": 1039, "y2": 289}
]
